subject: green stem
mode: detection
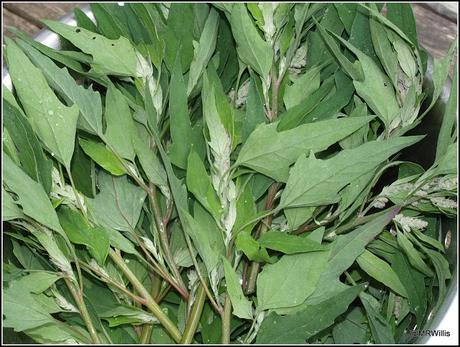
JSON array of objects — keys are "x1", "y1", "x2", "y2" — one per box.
[
  {"x1": 148, "y1": 185, "x2": 188, "y2": 298},
  {"x1": 180, "y1": 284, "x2": 207, "y2": 344},
  {"x1": 109, "y1": 249, "x2": 182, "y2": 343},
  {"x1": 64, "y1": 278, "x2": 101, "y2": 344},
  {"x1": 244, "y1": 183, "x2": 281, "y2": 294},
  {"x1": 221, "y1": 295, "x2": 232, "y2": 344},
  {"x1": 139, "y1": 275, "x2": 163, "y2": 344}
]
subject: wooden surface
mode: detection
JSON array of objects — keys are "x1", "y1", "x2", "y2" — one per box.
[{"x1": 2, "y1": 3, "x2": 457, "y2": 59}]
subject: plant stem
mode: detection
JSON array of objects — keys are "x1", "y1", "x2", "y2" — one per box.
[
  {"x1": 148, "y1": 185, "x2": 188, "y2": 298},
  {"x1": 180, "y1": 284, "x2": 207, "y2": 344},
  {"x1": 109, "y1": 249, "x2": 182, "y2": 343},
  {"x1": 139, "y1": 275, "x2": 163, "y2": 344},
  {"x1": 221, "y1": 295, "x2": 232, "y2": 344},
  {"x1": 245, "y1": 183, "x2": 280, "y2": 294},
  {"x1": 79, "y1": 260, "x2": 146, "y2": 306},
  {"x1": 64, "y1": 278, "x2": 101, "y2": 344}
]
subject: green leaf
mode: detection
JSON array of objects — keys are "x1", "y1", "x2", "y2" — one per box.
[
  {"x1": 44, "y1": 20, "x2": 140, "y2": 77},
  {"x1": 22, "y1": 322, "x2": 89, "y2": 344},
  {"x1": 258, "y1": 231, "x2": 328, "y2": 254},
  {"x1": 88, "y1": 172, "x2": 147, "y2": 232},
  {"x1": 71, "y1": 141, "x2": 96, "y2": 198},
  {"x1": 2, "y1": 187, "x2": 23, "y2": 221},
  {"x1": 187, "y1": 8, "x2": 220, "y2": 95},
  {"x1": 3, "y1": 99, "x2": 53, "y2": 193},
  {"x1": 104, "y1": 84, "x2": 136, "y2": 161},
  {"x1": 412, "y1": 229, "x2": 445, "y2": 253},
  {"x1": 360, "y1": 292, "x2": 395, "y2": 344},
  {"x1": 230, "y1": 4, "x2": 273, "y2": 78},
  {"x1": 356, "y1": 250, "x2": 408, "y2": 297},
  {"x1": 397, "y1": 230, "x2": 434, "y2": 277},
  {"x1": 100, "y1": 305, "x2": 159, "y2": 327},
  {"x1": 181, "y1": 204, "x2": 225, "y2": 274},
  {"x1": 235, "y1": 231, "x2": 273, "y2": 263},
  {"x1": 58, "y1": 207, "x2": 110, "y2": 265},
  {"x1": 323, "y1": 209, "x2": 400, "y2": 283},
  {"x1": 3, "y1": 155, "x2": 63, "y2": 234},
  {"x1": 237, "y1": 116, "x2": 375, "y2": 182},
  {"x1": 391, "y1": 251, "x2": 427, "y2": 327},
  {"x1": 304, "y1": 71, "x2": 356, "y2": 125},
  {"x1": 332, "y1": 307, "x2": 368, "y2": 344},
  {"x1": 129, "y1": 3, "x2": 164, "y2": 68},
  {"x1": 6, "y1": 38, "x2": 79, "y2": 169},
  {"x1": 385, "y1": 3, "x2": 418, "y2": 48},
  {"x1": 162, "y1": 3, "x2": 195, "y2": 73},
  {"x1": 168, "y1": 57, "x2": 193, "y2": 169},
  {"x1": 422, "y1": 42, "x2": 456, "y2": 117},
  {"x1": 4, "y1": 272, "x2": 62, "y2": 332},
  {"x1": 424, "y1": 248, "x2": 451, "y2": 311},
  {"x1": 257, "y1": 284, "x2": 364, "y2": 343},
  {"x1": 241, "y1": 76, "x2": 266, "y2": 142},
  {"x1": 16, "y1": 40, "x2": 103, "y2": 136},
  {"x1": 277, "y1": 77, "x2": 335, "y2": 131},
  {"x1": 79, "y1": 138, "x2": 126, "y2": 176},
  {"x1": 106, "y1": 228, "x2": 139, "y2": 255},
  {"x1": 204, "y1": 66, "x2": 236, "y2": 147},
  {"x1": 280, "y1": 136, "x2": 422, "y2": 209},
  {"x1": 321, "y1": 28, "x2": 400, "y2": 127},
  {"x1": 186, "y1": 150, "x2": 222, "y2": 221},
  {"x1": 436, "y1": 63, "x2": 457, "y2": 161},
  {"x1": 8, "y1": 29, "x2": 104, "y2": 85},
  {"x1": 222, "y1": 257, "x2": 253, "y2": 319},
  {"x1": 284, "y1": 64, "x2": 322, "y2": 110},
  {"x1": 257, "y1": 248, "x2": 331, "y2": 310},
  {"x1": 74, "y1": 7, "x2": 98, "y2": 32},
  {"x1": 334, "y1": 4, "x2": 357, "y2": 35},
  {"x1": 132, "y1": 123, "x2": 168, "y2": 194},
  {"x1": 369, "y1": 18, "x2": 399, "y2": 88},
  {"x1": 233, "y1": 179, "x2": 258, "y2": 235},
  {"x1": 284, "y1": 206, "x2": 316, "y2": 230}
]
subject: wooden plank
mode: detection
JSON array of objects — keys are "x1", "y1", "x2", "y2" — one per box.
[
  {"x1": 420, "y1": 3, "x2": 457, "y2": 23},
  {"x1": 3, "y1": 7, "x2": 40, "y2": 37},
  {"x1": 2, "y1": 3, "x2": 456, "y2": 60},
  {"x1": 413, "y1": 4, "x2": 457, "y2": 59},
  {"x1": 3, "y1": 3, "x2": 85, "y2": 25}
]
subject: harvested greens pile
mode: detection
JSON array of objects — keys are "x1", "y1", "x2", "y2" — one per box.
[{"x1": 2, "y1": 3, "x2": 458, "y2": 344}]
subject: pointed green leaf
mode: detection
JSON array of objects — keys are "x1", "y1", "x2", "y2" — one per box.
[
  {"x1": 360, "y1": 292, "x2": 395, "y2": 344},
  {"x1": 187, "y1": 8, "x2": 220, "y2": 95},
  {"x1": 258, "y1": 231, "x2": 328, "y2": 254},
  {"x1": 104, "y1": 84, "x2": 136, "y2": 161},
  {"x1": 396, "y1": 230, "x2": 434, "y2": 277},
  {"x1": 186, "y1": 150, "x2": 222, "y2": 221},
  {"x1": 58, "y1": 207, "x2": 110, "y2": 264},
  {"x1": 222, "y1": 257, "x2": 253, "y2": 319},
  {"x1": 168, "y1": 57, "x2": 193, "y2": 169},
  {"x1": 356, "y1": 250, "x2": 408, "y2": 297},
  {"x1": 280, "y1": 136, "x2": 422, "y2": 209},
  {"x1": 257, "y1": 284, "x2": 364, "y2": 343},
  {"x1": 3, "y1": 155, "x2": 63, "y2": 234},
  {"x1": 257, "y1": 247, "x2": 331, "y2": 310},
  {"x1": 79, "y1": 138, "x2": 126, "y2": 176},
  {"x1": 6, "y1": 39, "x2": 79, "y2": 168},
  {"x1": 3, "y1": 98, "x2": 53, "y2": 193},
  {"x1": 2, "y1": 187, "x2": 23, "y2": 221},
  {"x1": 44, "y1": 20, "x2": 140, "y2": 77},
  {"x1": 230, "y1": 4, "x2": 273, "y2": 78},
  {"x1": 237, "y1": 116, "x2": 375, "y2": 182},
  {"x1": 88, "y1": 172, "x2": 147, "y2": 232}
]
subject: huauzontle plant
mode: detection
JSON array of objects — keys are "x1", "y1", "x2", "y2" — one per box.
[{"x1": 2, "y1": 3, "x2": 457, "y2": 344}]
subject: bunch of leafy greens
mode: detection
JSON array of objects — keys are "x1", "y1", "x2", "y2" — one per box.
[{"x1": 2, "y1": 3, "x2": 457, "y2": 344}]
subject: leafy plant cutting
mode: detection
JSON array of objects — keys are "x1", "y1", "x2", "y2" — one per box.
[{"x1": 2, "y1": 3, "x2": 457, "y2": 344}]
